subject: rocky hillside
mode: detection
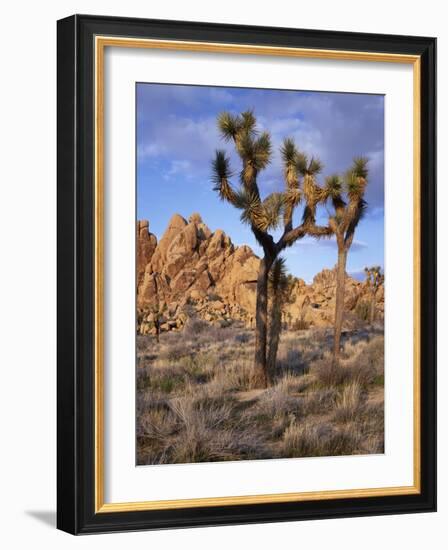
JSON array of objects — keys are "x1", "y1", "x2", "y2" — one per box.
[{"x1": 137, "y1": 214, "x2": 384, "y2": 335}]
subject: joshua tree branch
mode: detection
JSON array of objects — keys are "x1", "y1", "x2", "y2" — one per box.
[
  {"x1": 305, "y1": 223, "x2": 333, "y2": 239},
  {"x1": 276, "y1": 224, "x2": 307, "y2": 250},
  {"x1": 344, "y1": 231, "x2": 355, "y2": 250},
  {"x1": 253, "y1": 226, "x2": 276, "y2": 257},
  {"x1": 276, "y1": 221, "x2": 332, "y2": 252}
]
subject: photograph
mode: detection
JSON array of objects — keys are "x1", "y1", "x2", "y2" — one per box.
[
  {"x1": 135, "y1": 83, "x2": 385, "y2": 465},
  {"x1": 54, "y1": 11, "x2": 436, "y2": 536}
]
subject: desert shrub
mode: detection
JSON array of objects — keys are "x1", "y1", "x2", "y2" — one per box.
[
  {"x1": 149, "y1": 370, "x2": 186, "y2": 394},
  {"x1": 136, "y1": 389, "x2": 169, "y2": 417},
  {"x1": 282, "y1": 423, "x2": 327, "y2": 457},
  {"x1": 312, "y1": 336, "x2": 384, "y2": 388},
  {"x1": 136, "y1": 396, "x2": 176, "y2": 463},
  {"x1": 275, "y1": 372, "x2": 311, "y2": 393},
  {"x1": 137, "y1": 352, "x2": 158, "y2": 370},
  {"x1": 355, "y1": 300, "x2": 370, "y2": 322},
  {"x1": 136, "y1": 367, "x2": 151, "y2": 390},
  {"x1": 161, "y1": 395, "x2": 266, "y2": 463},
  {"x1": 362, "y1": 433, "x2": 384, "y2": 455},
  {"x1": 362, "y1": 336, "x2": 384, "y2": 369},
  {"x1": 208, "y1": 360, "x2": 253, "y2": 393},
  {"x1": 238, "y1": 377, "x2": 306, "y2": 440},
  {"x1": 349, "y1": 362, "x2": 377, "y2": 386},
  {"x1": 254, "y1": 384, "x2": 299, "y2": 419},
  {"x1": 300, "y1": 388, "x2": 338, "y2": 415},
  {"x1": 277, "y1": 348, "x2": 307, "y2": 375},
  {"x1": 137, "y1": 404, "x2": 176, "y2": 440},
  {"x1": 206, "y1": 325, "x2": 239, "y2": 343},
  {"x1": 157, "y1": 377, "x2": 179, "y2": 393},
  {"x1": 136, "y1": 334, "x2": 153, "y2": 353},
  {"x1": 344, "y1": 335, "x2": 384, "y2": 386},
  {"x1": 372, "y1": 374, "x2": 384, "y2": 386},
  {"x1": 282, "y1": 421, "x2": 362, "y2": 458},
  {"x1": 333, "y1": 382, "x2": 364, "y2": 423},
  {"x1": 191, "y1": 393, "x2": 236, "y2": 411},
  {"x1": 183, "y1": 318, "x2": 209, "y2": 336},
  {"x1": 292, "y1": 318, "x2": 309, "y2": 331},
  {"x1": 350, "y1": 398, "x2": 385, "y2": 454},
  {"x1": 182, "y1": 322, "x2": 239, "y2": 346},
  {"x1": 170, "y1": 395, "x2": 232, "y2": 432},
  {"x1": 309, "y1": 327, "x2": 331, "y2": 345},
  {"x1": 180, "y1": 352, "x2": 216, "y2": 384},
  {"x1": 312, "y1": 357, "x2": 352, "y2": 387},
  {"x1": 158, "y1": 343, "x2": 190, "y2": 363},
  {"x1": 234, "y1": 332, "x2": 251, "y2": 344}
]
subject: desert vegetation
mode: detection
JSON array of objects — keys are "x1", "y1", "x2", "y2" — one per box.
[
  {"x1": 364, "y1": 266, "x2": 385, "y2": 325},
  {"x1": 137, "y1": 321, "x2": 384, "y2": 465}
]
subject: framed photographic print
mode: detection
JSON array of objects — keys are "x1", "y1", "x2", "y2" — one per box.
[{"x1": 57, "y1": 14, "x2": 436, "y2": 534}]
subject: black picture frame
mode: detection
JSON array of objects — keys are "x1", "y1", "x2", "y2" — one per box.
[{"x1": 57, "y1": 14, "x2": 436, "y2": 535}]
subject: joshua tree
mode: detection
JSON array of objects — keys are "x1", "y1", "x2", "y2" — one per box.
[
  {"x1": 150, "y1": 303, "x2": 166, "y2": 343},
  {"x1": 324, "y1": 158, "x2": 369, "y2": 364},
  {"x1": 212, "y1": 110, "x2": 332, "y2": 387},
  {"x1": 267, "y1": 258, "x2": 289, "y2": 378},
  {"x1": 364, "y1": 265, "x2": 384, "y2": 325}
]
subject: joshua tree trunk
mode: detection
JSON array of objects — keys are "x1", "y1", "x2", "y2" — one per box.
[
  {"x1": 369, "y1": 292, "x2": 376, "y2": 325},
  {"x1": 267, "y1": 290, "x2": 282, "y2": 383},
  {"x1": 333, "y1": 247, "x2": 347, "y2": 364},
  {"x1": 253, "y1": 257, "x2": 273, "y2": 388},
  {"x1": 155, "y1": 322, "x2": 160, "y2": 343}
]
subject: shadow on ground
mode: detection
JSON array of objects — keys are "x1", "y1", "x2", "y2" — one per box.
[{"x1": 26, "y1": 510, "x2": 56, "y2": 528}]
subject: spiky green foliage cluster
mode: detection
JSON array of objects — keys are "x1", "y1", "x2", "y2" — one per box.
[
  {"x1": 325, "y1": 174, "x2": 343, "y2": 198},
  {"x1": 365, "y1": 265, "x2": 384, "y2": 290},
  {"x1": 322, "y1": 157, "x2": 370, "y2": 249},
  {"x1": 212, "y1": 111, "x2": 333, "y2": 240},
  {"x1": 269, "y1": 257, "x2": 289, "y2": 293}
]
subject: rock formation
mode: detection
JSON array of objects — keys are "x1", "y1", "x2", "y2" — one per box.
[
  {"x1": 137, "y1": 220, "x2": 157, "y2": 287},
  {"x1": 136, "y1": 214, "x2": 384, "y2": 335}
]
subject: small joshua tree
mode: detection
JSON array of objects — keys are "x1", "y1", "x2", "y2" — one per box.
[
  {"x1": 324, "y1": 158, "x2": 369, "y2": 364},
  {"x1": 364, "y1": 265, "x2": 384, "y2": 325},
  {"x1": 150, "y1": 303, "x2": 166, "y2": 343},
  {"x1": 267, "y1": 258, "x2": 289, "y2": 379},
  {"x1": 212, "y1": 110, "x2": 332, "y2": 387}
]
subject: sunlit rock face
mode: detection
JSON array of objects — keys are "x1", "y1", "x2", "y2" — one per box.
[{"x1": 136, "y1": 215, "x2": 384, "y2": 335}]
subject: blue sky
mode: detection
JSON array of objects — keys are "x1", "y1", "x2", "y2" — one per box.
[{"x1": 137, "y1": 83, "x2": 384, "y2": 283}]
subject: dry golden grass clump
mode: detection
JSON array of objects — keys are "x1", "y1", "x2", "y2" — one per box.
[{"x1": 136, "y1": 323, "x2": 384, "y2": 464}]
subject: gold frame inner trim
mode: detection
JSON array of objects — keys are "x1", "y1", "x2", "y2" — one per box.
[{"x1": 94, "y1": 35, "x2": 421, "y2": 513}]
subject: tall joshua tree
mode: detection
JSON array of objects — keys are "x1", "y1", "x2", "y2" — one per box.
[
  {"x1": 267, "y1": 258, "x2": 289, "y2": 380},
  {"x1": 212, "y1": 111, "x2": 332, "y2": 387},
  {"x1": 324, "y1": 158, "x2": 369, "y2": 364},
  {"x1": 364, "y1": 265, "x2": 384, "y2": 325}
]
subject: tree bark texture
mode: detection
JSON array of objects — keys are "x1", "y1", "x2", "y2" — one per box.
[
  {"x1": 253, "y1": 257, "x2": 272, "y2": 388},
  {"x1": 267, "y1": 291, "x2": 282, "y2": 383},
  {"x1": 369, "y1": 292, "x2": 376, "y2": 325},
  {"x1": 333, "y1": 247, "x2": 348, "y2": 364}
]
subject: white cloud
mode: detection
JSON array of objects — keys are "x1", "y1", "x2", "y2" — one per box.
[
  {"x1": 163, "y1": 159, "x2": 193, "y2": 180},
  {"x1": 292, "y1": 236, "x2": 368, "y2": 251},
  {"x1": 137, "y1": 142, "x2": 165, "y2": 160}
]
